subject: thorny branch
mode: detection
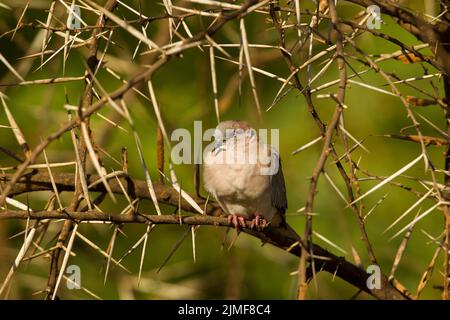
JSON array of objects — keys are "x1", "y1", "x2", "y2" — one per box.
[
  {"x1": 44, "y1": 0, "x2": 120, "y2": 301},
  {"x1": 0, "y1": 171, "x2": 408, "y2": 300},
  {"x1": 0, "y1": 0, "x2": 449, "y2": 300}
]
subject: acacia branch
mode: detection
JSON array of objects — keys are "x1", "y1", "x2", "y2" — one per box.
[
  {"x1": 345, "y1": 0, "x2": 450, "y2": 75},
  {"x1": 297, "y1": 0, "x2": 349, "y2": 299},
  {"x1": 269, "y1": 0, "x2": 391, "y2": 299},
  {"x1": 0, "y1": 0, "x2": 259, "y2": 207},
  {"x1": 1, "y1": 0, "x2": 431, "y2": 300},
  {"x1": 45, "y1": 0, "x2": 120, "y2": 300},
  {"x1": 346, "y1": 0, "x2": 450, "y2": 300},
  {"x1": 0, "y1": 171, "x2": 410, "y2": 300}
]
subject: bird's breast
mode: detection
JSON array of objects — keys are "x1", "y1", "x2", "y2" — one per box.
[{"x1": 203, "y1": 141, "x2": 271, "y2": 201}]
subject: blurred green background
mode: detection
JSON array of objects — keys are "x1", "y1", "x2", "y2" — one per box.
[{"x1": 0, "y1": 0, "x2": 447, "y2": 299}]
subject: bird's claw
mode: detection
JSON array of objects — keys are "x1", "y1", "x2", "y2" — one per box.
[
  {"x1": 227, "y1": 214, "x2": 267, "y2": 230},
  {"x1": 228, "y1": 214, "x2": 247, "y2": 229},
  {"x1": 250, "y1": 214, "x2": 267, "y2": 230}
]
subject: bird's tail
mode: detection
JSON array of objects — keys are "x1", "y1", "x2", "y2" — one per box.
[
  {"x1": 271, "y1": 212, "x2": 300, "y2": 240},
  {"x1": 283, "y1": 222, "x2": 301, "y2": 240}
]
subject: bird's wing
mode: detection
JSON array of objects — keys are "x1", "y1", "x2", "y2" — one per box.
[{"x1": 270, "y1": 149, "x2": 287, "y2": 215}]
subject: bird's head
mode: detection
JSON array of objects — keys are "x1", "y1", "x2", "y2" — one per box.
[
  {"x1": 211, "y1": 120, "x2": 256, "y2": 154},
  {"x1": 214, "y1": 120, "x2": 254, "y2": 142}
]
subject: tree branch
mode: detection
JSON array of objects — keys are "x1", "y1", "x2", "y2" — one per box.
[
  {"x1": 44, "y1": 0, "x2": 119, "y2": 300},
  {"x1": 0, "y1": 0, "x2": 260, "y2": 207},
  {"x1": 345, "y1": 0, "x2": 450, "y2": 75},
  {"x1": 0, "y1": 171, "x2": 410, "y2": 300}
]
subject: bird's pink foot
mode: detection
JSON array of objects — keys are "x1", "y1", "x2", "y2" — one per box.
[
  {"x1": 227, "y1": 214, "x2": 247, "y2": 229},
  {"x1": 250, "y1": 214, "x2": 268, "y2": 230}
]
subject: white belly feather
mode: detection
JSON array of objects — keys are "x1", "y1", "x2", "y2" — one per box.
[{"x1": 203, "y1": 138, "x2": 276, "y2": 221}]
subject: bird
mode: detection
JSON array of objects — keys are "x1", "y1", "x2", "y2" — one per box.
[{"x1": 203, "y1": 120, "x2": 287, "y2": 230}]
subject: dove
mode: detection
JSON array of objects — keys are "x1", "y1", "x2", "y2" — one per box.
[{"x1": 203, "y1": 120, "x2": 287, "y2": 229}]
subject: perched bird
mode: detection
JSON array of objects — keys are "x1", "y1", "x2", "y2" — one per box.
[{"x1": 203, "y1": 120, "x2": 287, "y2": 230}]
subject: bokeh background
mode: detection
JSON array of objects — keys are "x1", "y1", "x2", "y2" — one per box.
[{"x1": 0, "y1": 0, "x2": 447, "y2": 299}]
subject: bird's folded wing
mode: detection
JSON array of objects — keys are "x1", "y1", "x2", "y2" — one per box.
[{"x1": 270, "y1": 150, "x2": 287, "y2": 216}]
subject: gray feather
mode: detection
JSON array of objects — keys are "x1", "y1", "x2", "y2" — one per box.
[{"x1": 271, "y1": 156, "x2": 287, "y2": 215}]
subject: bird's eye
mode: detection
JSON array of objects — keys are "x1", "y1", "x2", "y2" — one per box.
[
  {"x1": 247, "y1": 129, "x2": 256, "y2": 138},
  {"x1": 225, "y1": 129, "x2": 235, "y2": 140}
]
